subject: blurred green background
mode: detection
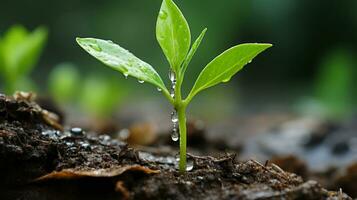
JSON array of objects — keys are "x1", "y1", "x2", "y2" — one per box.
[{"x1": 0, "y1": 0, "x2": 357, "y2": 119}]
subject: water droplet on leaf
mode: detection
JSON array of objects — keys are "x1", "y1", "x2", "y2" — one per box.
[
  {"x1": 157, "y1": 87, "x2": 162, "y2": 92},
  {"x1": 159, "y1": 10, "x2": 168, "y2": 20},
  {"x1": 89, "y1": 43, "x2": 102, "y2": 52},
  {"x1": 138, "y1": 79, "x2": 145, "y2": 84},
  {"x1": 222, "y1": 77, "x2": 231, "y2": 83}
]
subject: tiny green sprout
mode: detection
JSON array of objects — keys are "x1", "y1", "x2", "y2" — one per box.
[
  {"x1": 79, "y1": 75, "x2": 126, "y2": 118},
  {"x1": 48, "y1": 63, "x2": 80, "y2": 104},
  {"x1": 0, "y1": 25, "x2": 48, "y2": 94},
  {"x1": 76, "y1": 0, "x2": 272, "y2": 173}
]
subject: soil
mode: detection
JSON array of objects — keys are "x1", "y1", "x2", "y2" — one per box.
[{"x1": 0, "y1": 93, "x2": 353, "y2": 200}]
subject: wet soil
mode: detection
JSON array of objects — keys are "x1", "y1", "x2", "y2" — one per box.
[{"x1": 0, "y1": 93, "x2": 352, "y2": 200}]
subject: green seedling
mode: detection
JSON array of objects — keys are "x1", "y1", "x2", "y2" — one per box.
[
  {"x1": 79, "y1": 75, "x2": 125, "y2": 118},
  {"x1": 315, "y1": 49, "x2": 354, "y2": 118},
  {"x1": 76, "y1": 0, "x2": 272, "y2": 172},
  {"x1": 48, "y1": 63, "x2": 126, "y2": 118},
  {"x1": 0, "y1": 25, "x2": 48, "y2": 93},
  {"x1": 48, "y1": 63, "x2": 80, "y2": 104}
]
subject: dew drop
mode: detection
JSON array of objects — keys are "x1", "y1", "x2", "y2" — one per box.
[
  {"x1": 168, "y1": 69, "x2": 176, "y2": 82},
  {"x1": 89, "y1": 43, "x2": 102, "y2": 52},
  {"x1": 186, "y1": 159, "x2": 194, "y2": 171},
  {"x1": 159, "y1": 10, "x2": 168, "y2": 20},
  {"x1": 171, "y1": 128, "x2": 179, "y2": 141},
  {"x1": 174, "y1": 157, "x2": 194, "y2": 171},
  {"x1": 123, "y1": 73, "x2": 129, "y2": 79},
  {"x1": 222, "y1": 77, "x2": 231, "y2": 83},
  {"x1": 107, "y1": 60, "x2": 119, "y2": 66},
  {"x1": 170, "y1": 88, "x2": 175, "y2": 98},
  {"x1": 157, "y1": 87, "x2": 162, "y2": 92},
  {"x1": 138, "y1": 79, "x2": 145, "y2": 84},
  {"x1": 248, "y1": 60, "x2": 252, "y2": 64},
  {"x1": 171, "y1": 111, "x2": 178, "y2": 123},
  {"x1": 107, "y1": 40, "x2": 113, "y2": 44},
  {"x1": 70, "y1": 127, "x2": 84, "y2": 136}
]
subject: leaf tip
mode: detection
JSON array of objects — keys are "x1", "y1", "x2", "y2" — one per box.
[{"x1": 75, "y1": 37, "x2": 83, "y2": 43}]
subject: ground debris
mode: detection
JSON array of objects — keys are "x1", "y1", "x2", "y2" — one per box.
[{"x1": 0, "y1": 93, "x2": 352, "y2": 200}]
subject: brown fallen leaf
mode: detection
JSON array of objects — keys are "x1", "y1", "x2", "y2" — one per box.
[{"x1": 34, "y1": 165, "x2": 159, "y2": 181}]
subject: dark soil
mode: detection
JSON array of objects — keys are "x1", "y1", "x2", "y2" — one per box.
[{"x1": 0, "y1": 93, "x2": 352, "y2": 200}]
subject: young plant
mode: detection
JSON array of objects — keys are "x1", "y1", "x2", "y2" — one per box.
[
  {"x1": 0, "y1": 25, "x2": 48, "y2": 94},
  {"x1": 76, "y1": 0, "x2": 272, "y2": 172},
  {"x1": 48, "y1": 62, "x2": 80, "y2": 104}
]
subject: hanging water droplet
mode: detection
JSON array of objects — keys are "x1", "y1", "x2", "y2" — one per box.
[
  {"x1": 186, "y1": 159, "x2": 194, "y2": 171},
  {"x1": 168, "y1": 69, "x2": 176, "y2": 82},
  {"x1": 222, "y1": 77, "x2": 231, "y2": 83},
  {"x1": 157, "y1": 87, "x2": 162, "y2": 92},
  {"x1": 123, "y1": 73, "x2": 129, "y2": 79},
  {"x1": 159, "y1": 10, "x2": 168, "y2": 20},
  {"x1": 248, "y1": 60, "x2": 252, "y2": 64},
  {"x1": 89, "y1": 43, "x2": 102, "y2": 52},
  {"x1": 170, "y1": 87, "x2": 175, "y2": 98},
  {"x1": 170, "y1": 83, "x2": 176, "y2": 98},
  {"x1": 171, "y1": 127, "x2": 179, "y2": 141},
  {"x1": 138, "y1": 79, "x2": 145, "y2": 84},
  {"x1": 171, "y1": 111, "x2": 178, "y2": 123}
]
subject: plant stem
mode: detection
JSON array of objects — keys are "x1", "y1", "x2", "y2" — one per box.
[
  {"x1": 174, "y1": 67, "x2": 188, "y2": 173},
  {"x1": 177, "y1": 104, "x2": 187, "y2": 173}
]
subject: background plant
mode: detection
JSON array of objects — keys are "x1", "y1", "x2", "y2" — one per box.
[
  {"x1": 48, "y1": 62, "x2": 126, "y2": 118},
  {"x1": 48, "y1": 62, "x2": 80, "y2": 104},
  {"x1": 0, "y1": 25, "x2": 47, "y2": 94},
  {"x1": 76, "y1": 0, "x2": 271, "y2": 172}
]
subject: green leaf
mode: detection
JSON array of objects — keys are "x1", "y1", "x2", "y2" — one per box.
[
  {"x1": 0, "y1": 37, "x2": 3, "y2": 72},
  {"x1": 187, "y1": 43, "x2": 272, "y2": 101},
  {"x1": 156, "y1": 0, "x2": 191, "y2": 72},
  {"x1": 1, "y1": 25, "x2": 28, "y2": 80},
  {"x1": 16, "y1": 27, "x2": 48, "y2": 76},
  {"x1": 181, "y1": 28, "x2": 207, "y2": 75},
  {"x1": 2, "y1": 26, "x2": 47, "y2": 82},
  {"x1": 76, "y1": 37, "x2": 168, "y2": 92}
]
